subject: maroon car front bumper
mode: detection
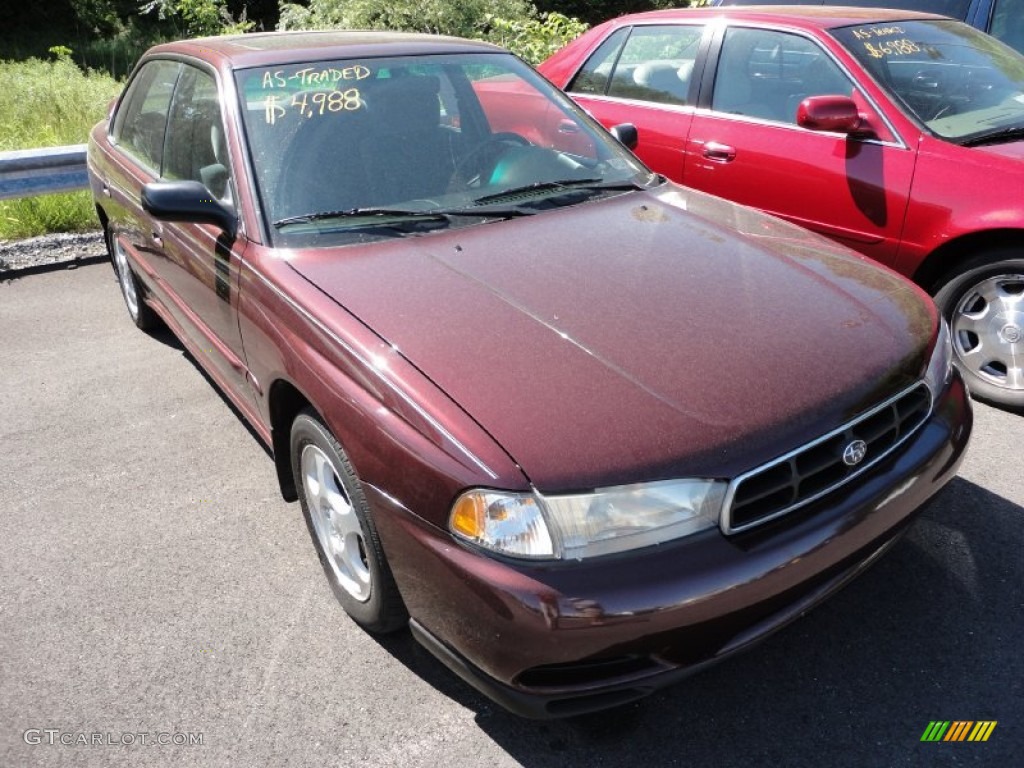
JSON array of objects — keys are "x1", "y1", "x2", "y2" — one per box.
[{"x1": 368, "y1": 372, "x2": 972, "y2": 718}]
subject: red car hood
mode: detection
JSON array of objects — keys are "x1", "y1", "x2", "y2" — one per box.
[
  {"x1": 289, "y1": 186, "x2": 936, "y2": 491},
  {"x1": 972, "y1": 138, "x2": 1024, "y2": 163}
]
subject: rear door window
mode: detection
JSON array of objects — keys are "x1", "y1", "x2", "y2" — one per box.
[
  {"x1": 570, "y1": 25, "x2": 704, "y2": 107},
  {"x1": 568, "y1": 28, "x2": 629, "y2": 96}
]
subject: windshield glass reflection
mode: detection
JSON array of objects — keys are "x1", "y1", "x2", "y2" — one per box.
[
  {"x1": 832, "y1": 20, "x2": 1024, "y2": 142},
  {"x1": 235, "y1": 53, "x2": 652, "y2": 247}
]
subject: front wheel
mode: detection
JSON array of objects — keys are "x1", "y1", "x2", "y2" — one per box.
[
  {"x1": 290, "y1": 409, "x2": 407, "y2": 633},
  {"x1": 933, "y1": 250, "x2": 1024, "y2": 410},
  {"x1": 110, "y1": 234, "x2": 159, "y2": 331}
]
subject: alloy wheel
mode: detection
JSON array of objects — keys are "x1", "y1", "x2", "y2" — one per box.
[{"x1": 300, "y1": 443, "x2": 372, "y2": 602}]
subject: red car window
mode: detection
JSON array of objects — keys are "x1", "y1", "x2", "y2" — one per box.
[
  {"x1": 567, "y1": 27, "x2": 629, "y2": 96},
  {"x1": 712, "y1": 27, "x2": 853, "y2": 124},
  {"x1": 831, "y1": 19, "x2": 1024, "y2": 141},
  {"x1": 570, "y1": 25, "x2": 705, "y2": 107}
]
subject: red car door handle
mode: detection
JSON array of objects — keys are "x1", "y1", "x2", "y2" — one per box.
[{"x1": 702, "y1": 142, "x2": 737, "y2": 163}]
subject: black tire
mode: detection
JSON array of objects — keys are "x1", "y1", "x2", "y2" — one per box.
[
  {"x1": 109, "y1": 231, "x2": 160, "y2": 331},
  {"x1": 290, "y1": 408, "x2": 407, "y2": 633},
  {"x1": 932, "y1": 249, "x2": 1024, "y2": 411}
]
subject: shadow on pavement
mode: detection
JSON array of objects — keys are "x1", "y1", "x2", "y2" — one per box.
[
  {"x1": 0, "y1": 254, "x2": 108, "y2": 282},
  {"x1": 149, "y1": 321, "x2": 273, "y2": 459}
]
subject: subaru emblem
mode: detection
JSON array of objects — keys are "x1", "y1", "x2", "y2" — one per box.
[{"x1": 842, "y1": 439, "x2": 868, "y2": 467}]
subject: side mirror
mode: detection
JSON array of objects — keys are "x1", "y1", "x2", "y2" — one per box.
[
  {"x1": 142, "y1": 180, "x2": 237, "y2": 239},
  {"x1": 610, "y1": 123, "x2": 639, "y2": 150},
  {"x1": 796, "y1": 95, "x2": 870, "y2": 136}
]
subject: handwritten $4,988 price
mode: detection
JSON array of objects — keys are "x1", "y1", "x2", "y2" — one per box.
[
  {"x1": 292, "y1": 88, "x2": 363, "y2": 116},
  {"x1": 263, "y1": 87, "x2": 364, "y2": 124},
  {"x1": 863, "y1": 38, "x2": 921, "y2": 58}
]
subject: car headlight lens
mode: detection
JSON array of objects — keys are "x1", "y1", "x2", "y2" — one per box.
[
  {"x1": 923, "y1": 317, "x2": 953, "y2": 398},
  {"x1": 450, "y1": 491, "x2": 554, "y2": 558},
  {"x1": 450, "y1": 479, "x2": 725, "y2": 560}
]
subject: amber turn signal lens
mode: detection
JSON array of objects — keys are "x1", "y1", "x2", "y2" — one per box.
[{"x1": 450, "y1": 493, "x2": 485, "y2": 538}]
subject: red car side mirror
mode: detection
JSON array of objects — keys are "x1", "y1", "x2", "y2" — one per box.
[{"x1": 797, "y1": 95, "x2": 871, "y2": 136}]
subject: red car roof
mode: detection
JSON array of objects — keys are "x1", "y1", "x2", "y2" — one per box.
[{"x1": 618, "y1": 5, "x2": 946, "y2": 31}]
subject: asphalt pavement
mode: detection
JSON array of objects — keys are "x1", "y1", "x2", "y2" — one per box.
[{"x1": 1, "y1": 262, "x2": 1021, "y2": 767}]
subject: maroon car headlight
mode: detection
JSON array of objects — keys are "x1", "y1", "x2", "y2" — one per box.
[
  {"x1": 450, "y1": 491, "x2": 555, "y2": 558},
  {"x1": 450, "y1": 479, "x2": 726, "y2": 560}
]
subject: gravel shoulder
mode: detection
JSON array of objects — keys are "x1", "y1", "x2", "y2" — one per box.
[{"x1": 0, "y1": 230, "x2": 107, "y2": 274}]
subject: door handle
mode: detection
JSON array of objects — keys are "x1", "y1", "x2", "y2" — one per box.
[
  {"x1": 101, "y1": 181, "x2": 111, "y2": 198},
  {"x1": 702, "y1": 141, "x2": 737, "y2": 163},
  {"x1": 557, "y1": 119, "x2": 580, "y2": 134}
]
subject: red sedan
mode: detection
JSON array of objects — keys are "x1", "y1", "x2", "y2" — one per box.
[{"x1": 540, "y1": 7, "x2": 1024, "y2": 410}]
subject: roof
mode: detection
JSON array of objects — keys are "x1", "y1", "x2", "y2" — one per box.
[
  {"x1": 146, "y1": 30, "x2": 505, "y2": 69},
  {"x1": 619, "y1": 6, "x2": 947, "y2": 31}
]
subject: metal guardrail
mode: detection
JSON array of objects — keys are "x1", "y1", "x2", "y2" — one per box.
[{"x1": 0, "y1": 145, "x2": 88, "y2": 200}]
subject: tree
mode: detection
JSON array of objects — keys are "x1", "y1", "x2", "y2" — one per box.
[
  {"x1": 532, "y1": 1, "x2": 685, "y2": 26},
  {"x1": 278, "y1": 0, "x2": 535, "y2": 37},
  {"x1": 488, "y1": 12, "x2": 589, "y2": 64},
  {"x1": 142, "y1": 0, "x2": 254, "y2": 37}
]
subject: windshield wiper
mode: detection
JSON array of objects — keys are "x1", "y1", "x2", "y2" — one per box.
[
  {"x1": 472, "y1": 178, "x2": 642, "y2": 206},
  {"x1": 960, "y1": 125, "x2": 1024, "y2": 147},
  {"x1": 273, "y1": 205, "x2": 532, "y2": 230},
  {"x1": 273, "y1": 207, "x2": 453, "y2": 228}
]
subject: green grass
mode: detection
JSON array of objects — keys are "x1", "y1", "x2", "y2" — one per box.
[
  {"x1": 0, "y1": 56, "x2": 123, "y2": 240},
  {"x1": 0, "y1": 193, "x2": 102, "y2": 241}
]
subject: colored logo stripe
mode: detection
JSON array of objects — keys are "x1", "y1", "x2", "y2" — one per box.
[
  {"x1": 921, "y1": 721, "x2": 949, "y2": 741},
  {"x1": 920, "y1": 721, "x2": 996, "y2": 742},
  {"x1": 968, "y1": 722, "x2": 997, "y2": 742},
  {"x1": 945, "y1": 721, "x2": 973, "y2": 741}
]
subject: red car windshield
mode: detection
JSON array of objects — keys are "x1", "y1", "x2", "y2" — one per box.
[
  {"x1": 832, "y1": 20, "x2": 1024, "y2": 142},
  {"x1": 234, "y1": 52, "x2": 651, "y2": 246}
]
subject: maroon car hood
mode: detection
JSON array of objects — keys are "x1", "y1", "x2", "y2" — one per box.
[{"x1": 289, "y1": 187, "x2": 935, "y2": 490}]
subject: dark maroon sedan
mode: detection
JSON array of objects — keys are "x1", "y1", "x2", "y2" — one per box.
[{"x1": 88, "y1": 31, "x2": 971, "y2": 717}]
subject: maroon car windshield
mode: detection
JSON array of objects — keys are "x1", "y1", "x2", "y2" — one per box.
[
  {"x1": 234, "y1": 52, "x2": 651, "y2": 247},
  {"x1": 832, "y1": 20, "x2": 1024, "y2": 142}
]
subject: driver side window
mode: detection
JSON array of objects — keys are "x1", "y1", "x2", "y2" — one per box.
[
  {"x1": 712, "y1": 28, "x2": 853, "y2": 124},
  {"x1": 163, "y1": 66, "x2": 233, "y2": 203}
]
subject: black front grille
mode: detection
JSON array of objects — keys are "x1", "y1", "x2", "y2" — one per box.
[{"x1": 722, "y1": 384, "x2": 932, "y2": 534}]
